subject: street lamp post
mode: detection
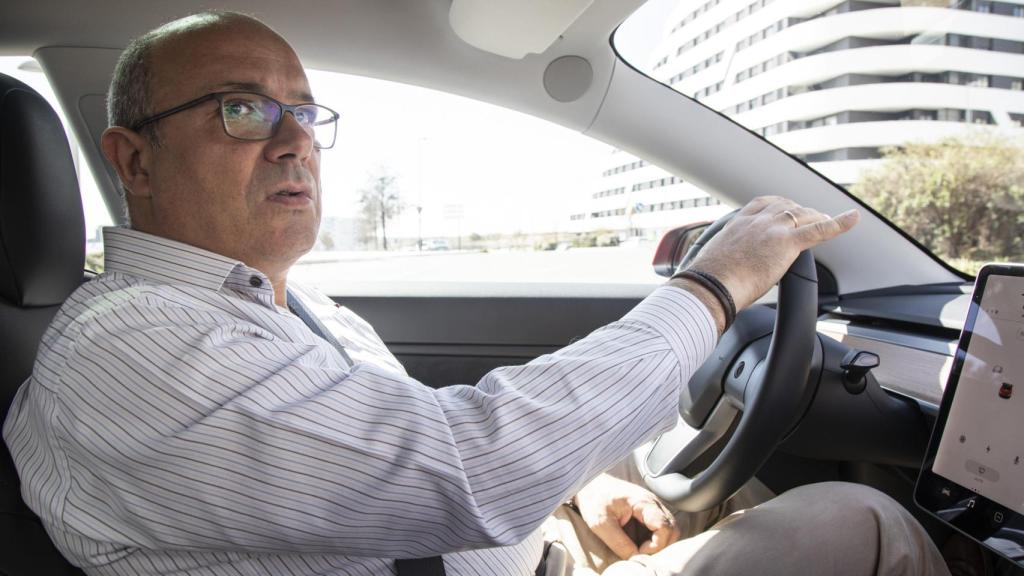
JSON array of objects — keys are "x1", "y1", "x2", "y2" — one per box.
[
  {"x1": 417, "y1": 205, "x2": 423, "y2": 251},
  {"x1": 417, "y1": 137, "x2": 427, "y2": 252}
]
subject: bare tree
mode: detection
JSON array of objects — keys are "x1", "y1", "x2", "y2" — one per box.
[
  {"x1": 357, "y1": 168, "x2": 403, "y2": 251},
  {"x1": 318, "y1": 230, "x2": 335, "y2": 251}
]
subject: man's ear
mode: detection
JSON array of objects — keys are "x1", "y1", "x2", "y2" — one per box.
[{"x1": 100, "y1": 127, "x2": 153, "y2": 199}]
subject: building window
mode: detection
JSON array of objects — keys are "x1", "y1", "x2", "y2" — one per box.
[
  {"x1": 601, "y1": 160, "x2": 647, "y2": 178},
  {"x1": 938, "y1": 109, "x2": 965, "y2": 122},
  {"x1": 966, "y1": 110, "x2": 994, "y2": 124},
  {"x1": 966, "y1": 75, "x2": 990, "y2": 87},
  {"x1": 592, "y1": 186, "x2": 626, "y2": 199},
  {"x1": 631, "y1": 176, "x2": 681, "y2": 192}
]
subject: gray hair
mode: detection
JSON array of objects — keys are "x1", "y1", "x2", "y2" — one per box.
[{"x1": 106, "y1": 11, "x2": 258, "y2": 221}]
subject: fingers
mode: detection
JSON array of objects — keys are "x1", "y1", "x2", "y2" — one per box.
[
  {"x1": 634, "y1": 501, "x2": 680, "y2": 555},
  {"x1": 593, "y1": 500, "x2": 678, "y2": 560},
  {"x1": 755, "y1": 197, "x2": 859, "y2": 246},
  {"x1": 575, "y1": 474, "x2": 643, "y2": 559},
  {"x1": 775, "y1": 205, "x2": 823, "y2": 228},
  {"x1": 793, "y1": 209, "x2": 859, "y2": 248},
  {"x1": 590, "y1": 514, "x2": 640, "y2": 560},
  {"x1": 638, "y1": 526, "x2": 680, "y2": 555},
  {"x1": 575, "y1": 474, "x2": 682, "y2": 561}
]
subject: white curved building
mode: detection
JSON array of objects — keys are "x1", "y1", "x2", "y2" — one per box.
[{"x1": 570, "y1": 0, "x2": 1024, "y2": 237}]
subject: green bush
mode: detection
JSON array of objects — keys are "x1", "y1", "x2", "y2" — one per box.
[{"x1": 852, "y1": 134, "x2": 1024, "y2": 269}]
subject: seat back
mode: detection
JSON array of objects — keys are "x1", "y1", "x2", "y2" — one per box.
[{"x1": 0, "y1": 72, "x2": 88, "y2": 575}]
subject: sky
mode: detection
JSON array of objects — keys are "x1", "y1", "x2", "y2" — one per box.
[
  {"x1": 0, "y1": 1, "x2": 672, "y2": 242},
  {"x1": 306, "y1": 70, "x2": 610, "y2": 239}
]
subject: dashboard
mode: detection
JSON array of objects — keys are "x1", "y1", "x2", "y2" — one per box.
[{"x1": 819, "y1": 286, "x2": 971, "y2": 409}]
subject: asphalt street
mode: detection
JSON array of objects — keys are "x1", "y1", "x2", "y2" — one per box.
[{"x1": 290, "y1": 245, "x2": 664, "y2": 295}]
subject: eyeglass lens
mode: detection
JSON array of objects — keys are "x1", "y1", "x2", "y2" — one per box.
[{"x1": 220, "y1": 93, "x2": 336, "y2": 148}]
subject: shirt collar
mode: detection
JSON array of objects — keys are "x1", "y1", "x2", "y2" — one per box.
[{"x1": 102, "y1": 227, "x2": 270, "y2": 294}]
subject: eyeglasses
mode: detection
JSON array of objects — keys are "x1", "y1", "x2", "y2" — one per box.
[{"x1": 131, "y1": 91, "x2": 340, "y2": 149}]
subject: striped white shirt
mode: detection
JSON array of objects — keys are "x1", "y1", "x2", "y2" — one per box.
[{"x1": 3, "y1": 227, "x2": 717, "y2": 576}]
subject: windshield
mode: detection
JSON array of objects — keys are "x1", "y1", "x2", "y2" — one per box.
[{"x1": 616, "y1": 0, "x2": 1024, "y2": 275}]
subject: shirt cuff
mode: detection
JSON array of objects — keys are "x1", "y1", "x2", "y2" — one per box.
[{"x1": 622, "y1": 285, "x2": 718, "y2": 376}]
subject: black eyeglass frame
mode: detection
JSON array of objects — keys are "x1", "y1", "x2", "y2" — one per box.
[{"x1": 130, "y1": 91, "x2": 340, "y2": 149}]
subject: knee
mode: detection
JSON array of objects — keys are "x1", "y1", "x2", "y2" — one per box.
[
  {"x1": 773, "y1": 481, "x2": 920, "y2": 543},
  {"x1": 780, "y1": 481, "x2": 901, "y2": 514},
  {"x1": 775, "y1": 482, "x2": 948, "y2": 574},
  {"x1": 770, "y1": 479, "x2": 913, "y2": 537}
]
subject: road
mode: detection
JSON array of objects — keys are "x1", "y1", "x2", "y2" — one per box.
[{"x1": 290, "y1": 245, "x2": 665, "y2": 295}]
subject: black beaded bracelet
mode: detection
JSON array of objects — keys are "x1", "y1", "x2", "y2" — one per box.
[{"x1": 671, "y1": 268, "x2": 737, "y2": 332}]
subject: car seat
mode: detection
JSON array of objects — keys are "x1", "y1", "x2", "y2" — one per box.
[{"x1": 0, "y1": 72, "x2": 89, "y2": 575}]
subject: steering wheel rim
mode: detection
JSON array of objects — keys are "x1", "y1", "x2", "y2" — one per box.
[{"x1": 635, "y1": 212, "x2": 819, "y2": 512}]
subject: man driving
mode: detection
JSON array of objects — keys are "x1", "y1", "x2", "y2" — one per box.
[{"x1": 3, "y1": 11, "x2": 950, "y2": 576}]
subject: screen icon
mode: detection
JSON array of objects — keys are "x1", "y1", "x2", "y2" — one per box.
[
  {"x1": 999, "y1": 383, "x2": 1013, "y2": 399},
  {"x1": 965, "y1": 460, "x2": 1000, "y2": 481}
]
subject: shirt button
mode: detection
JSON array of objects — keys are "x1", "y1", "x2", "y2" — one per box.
[{"x1": 249, "y1": 276, "x2": 263, "y2": 288}]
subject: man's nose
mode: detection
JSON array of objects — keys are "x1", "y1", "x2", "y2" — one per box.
[{"x1": 265, "y1": 111, "x2": 315, "y2": 162}]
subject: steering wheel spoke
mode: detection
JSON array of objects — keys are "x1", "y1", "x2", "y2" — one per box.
[{"x1": 644, "y1": 401, "x2": 740, "y2": 478}]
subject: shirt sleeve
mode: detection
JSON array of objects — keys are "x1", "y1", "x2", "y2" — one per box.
[{"x1": 47, "y1": 285, "x2": 716, "y2": 557}]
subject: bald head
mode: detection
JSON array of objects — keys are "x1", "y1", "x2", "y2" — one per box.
[{"x1": 107, "y1": 11, "x2": 288, "y2": 142}]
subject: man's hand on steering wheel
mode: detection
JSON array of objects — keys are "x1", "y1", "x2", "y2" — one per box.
[
  {"x1": 573, "y1": 473, "x2": 681, "y2": 560},
  {"x1": 670, "y1": 196, "x2": 859, "y2": 330},
  {"x1": 634, "y1": 195, "x2": 859, "y2": 512}
]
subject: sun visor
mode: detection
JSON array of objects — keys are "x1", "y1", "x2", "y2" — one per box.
[{"x1": 449, "y1": 0, "x2": 594, "y2": 59}]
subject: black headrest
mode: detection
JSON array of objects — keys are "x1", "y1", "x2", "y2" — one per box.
[{"x1": 0, "y1": 73, "x2": 84, "y2": 307}]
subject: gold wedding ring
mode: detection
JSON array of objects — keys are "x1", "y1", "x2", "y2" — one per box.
[{"x1": 782, "y1": 210, "x2": 799, "y2": 228}]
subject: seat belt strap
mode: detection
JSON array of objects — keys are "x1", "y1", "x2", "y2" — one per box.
[
  {"x1": 285, "y1": 289, "x2": 354, "y2": 368},
  {"x1": 396, "y1": 556, "x2": 446, "y2": 575}
]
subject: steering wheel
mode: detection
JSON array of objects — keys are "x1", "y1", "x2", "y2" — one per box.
[{"x1": 634, "y1": 211, "x2": 820, "y2": 512}]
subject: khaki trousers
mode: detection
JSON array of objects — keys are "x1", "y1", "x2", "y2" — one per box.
[{"x1": 542, "y1": 463, "x2": 950, "y2": 576}]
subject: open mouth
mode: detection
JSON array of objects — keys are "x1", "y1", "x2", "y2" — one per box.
[{"x1": 275, "y1": 190, "x2": 306, "y2": 198}]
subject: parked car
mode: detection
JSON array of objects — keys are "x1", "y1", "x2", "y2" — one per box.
[{"x1": 425, "y1": 238, "x2": 452, "y2": 251}]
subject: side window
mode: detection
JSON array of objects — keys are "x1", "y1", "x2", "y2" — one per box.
[
  {"x1": 297, "y1": 70, "x2": 729, "y2": 295},
  {"x1": 0, "y1": 57, "x2": 114, "y2": 273},
  {"x1": 0, "y1": 60, "x2": 728, "y2": 289}
]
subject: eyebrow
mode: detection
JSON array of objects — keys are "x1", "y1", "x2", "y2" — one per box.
[{"x1": 206, "y1": 81, "x2": 315, "y2": 102}]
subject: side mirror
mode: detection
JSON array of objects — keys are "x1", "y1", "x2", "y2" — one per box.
[{"x1": 651, "y1": 222, "x2": 711, "y2": 277}]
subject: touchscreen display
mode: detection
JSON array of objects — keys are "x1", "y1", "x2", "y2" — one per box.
[
  {"x1": 917, "y1": 265, "x2": 1024, "y2": 567},
  {"x1": 932, "y1": 273, "x2": 1024, "y2": 515}
]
